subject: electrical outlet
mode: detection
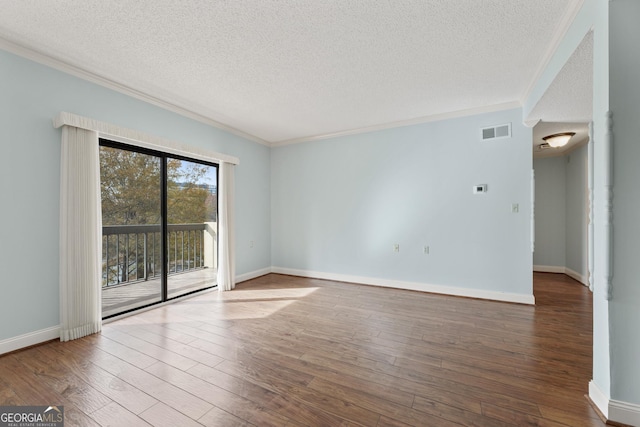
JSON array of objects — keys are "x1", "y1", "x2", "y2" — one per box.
[
  {"x1": 512, "y1": 203, "x2": 519, "y2": 213},
  {"x1": 424, "y1": 246, "x2": 430, "y2": 255},
  {"x1": 250, "y1": 240, "x2": 254, "y2": 248},
  {"x1": 393, "y1": 244, "x2": 400, "y2": 253}
]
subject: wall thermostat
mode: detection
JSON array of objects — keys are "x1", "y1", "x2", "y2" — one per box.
[{"x1": 473, "y1": 184, "x2": 488, "y2": 194}]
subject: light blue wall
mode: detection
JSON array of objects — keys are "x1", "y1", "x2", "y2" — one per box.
[
  {"x1": 525, "y1": 0, "x2": 611, "y2": 401},
  {"x1": 565, "y1": 145, "x2": 588, "y2": 278},
  {"x1": 533, "y1": 146, "x2": 588, "y2": 279},
  {"x1": 0, "y1": 49, "x2": 271, "y2": 341},
  {"x1": 610, "y1": 0, "x2": 640, "y2": 406},
  {"x1": 272, "y1": 108, "x2": 533, "y2": 297},
  {"x1": 533, "y1": 156, "x2": 566, "y2": 268}
]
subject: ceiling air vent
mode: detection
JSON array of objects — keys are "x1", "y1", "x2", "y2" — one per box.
[{"x1": 481, "y1": 123, "x2": 511, "y2": 141}]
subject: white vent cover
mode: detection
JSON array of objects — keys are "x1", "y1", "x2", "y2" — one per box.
[{"x1": 481, "y1": 123, "x2": 511, "y2": 141}]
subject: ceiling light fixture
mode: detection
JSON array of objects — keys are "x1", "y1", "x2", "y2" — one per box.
[{"x1": 542, "y1": 132, "x2": 575, "y2": 148}]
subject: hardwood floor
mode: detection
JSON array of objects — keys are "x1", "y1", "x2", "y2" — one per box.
[{"x1": 0, "y1": 273, "x2": 604, "y2": 426}]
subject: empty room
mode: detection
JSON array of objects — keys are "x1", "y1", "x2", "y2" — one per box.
[{"x1": 1, "y1": 1, "x2": 639, "y2": 426}]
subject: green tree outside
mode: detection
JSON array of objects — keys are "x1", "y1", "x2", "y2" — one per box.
[
  {"x1": 100, "y1": 147, "x2": 216, "y2": 225},
  {"x1": 99, "y1": 146, "x2": 217, "y2": 285}
]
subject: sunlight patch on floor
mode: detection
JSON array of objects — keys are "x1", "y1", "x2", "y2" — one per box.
[
  {"x1": 106, "y1": 286, "x2": 321, "y2": 325},
  {"x1": 214, "y1": 287, "x2": 320, "y2": 301},
  {"x1": 210, "y1": 286, "x2": 320, "y2": 319}
]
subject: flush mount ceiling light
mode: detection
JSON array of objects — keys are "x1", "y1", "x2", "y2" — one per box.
[{"x1": 542, "y1": 132, "x2": 576, "y2": 148}]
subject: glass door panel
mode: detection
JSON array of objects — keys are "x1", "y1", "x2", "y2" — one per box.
[
  {"x1": 166, "y1": 158, "x2": 218, "y2": 299},
  {"x1": 100, "y1": 145, "x2": 163, "y2": 317}
]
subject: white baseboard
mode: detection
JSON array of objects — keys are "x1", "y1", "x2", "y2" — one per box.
[
  {"x1": 565, "y1": 267, "x2": 588, "y2": 286},
  {"x1": 589, "y1": 380, "x2": 640, "y2": 426},
  {"x1": 589, "y1": 380, "x2": 609, "y2": 419},
  {"x1": 0, "y1": 326, "x2": 60, "y2": 355},
  {"x1": 534, "y1": 265, "x2": 566, "y2": 274},
  {"x1": 610, "y1": 399, "x2": 640, "y2": 426},
  {"x1": 271, "y1": 267, "x2": 534, "y2": 305},
  {"x1": 534, "y1": 265, "x2": 588, "y2": 286},
  {"x1": 236, "y1": 267, "x2": 272, "y2": 284}
]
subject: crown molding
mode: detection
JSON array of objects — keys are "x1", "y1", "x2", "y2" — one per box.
[
  {"x1": 2, "y1": 34, "x2": 542, "y2": 150},
  {"x1": 271, "y1": 101, "x2": 522, "y2": 147},
  {"x1": 519, "y1": 0, "x2": 586, "y2": 106},
  {"x1": 0, "y1": 36, "x2": 270, "y2": 147}
]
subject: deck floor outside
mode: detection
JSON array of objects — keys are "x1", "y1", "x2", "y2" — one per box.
[{"x1": 102, "y1": 268, "x2": 217, "y2": 317}]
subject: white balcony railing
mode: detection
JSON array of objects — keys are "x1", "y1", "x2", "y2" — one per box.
[{"x1": 102, "y1": 222, "x2": 217, "y2": 287}]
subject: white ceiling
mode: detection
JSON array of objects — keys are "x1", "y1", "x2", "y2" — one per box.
[
  {"x1": 0, "y1": 0, "x2": 585, "y2": 145},
  {"x1": 529, "y1": 31, "x2": 593, "y2": 158},
  {"x1": 528, "y1": 31, "x2": 593, "y2": 125}
]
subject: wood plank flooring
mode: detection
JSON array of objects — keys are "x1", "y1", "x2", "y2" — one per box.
[{"x1": 0, "y1": 273, "x2": 604, "y2": 426}]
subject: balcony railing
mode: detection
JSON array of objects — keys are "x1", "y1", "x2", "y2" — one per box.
[{"x1": 102, "y1": 223, "x2": 217, "y2": 287}]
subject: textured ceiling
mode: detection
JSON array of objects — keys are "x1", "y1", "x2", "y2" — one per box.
[
  {"x1": 527, "y1": 31, "x2": 593, "y2": 125},
  {"x1": 0, "y1": 0, "x2": 583, "y2": 145},
  {"x1": 529, "y1": 31, "x2": 593, "y2": 158}
]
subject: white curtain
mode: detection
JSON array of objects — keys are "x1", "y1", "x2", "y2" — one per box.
[
  {"x1": 217, "y1": 162, "x2": 236, "y2": 291},
  {"x1": 59, "y1": 126, "x2": 102, "y2": 341}
]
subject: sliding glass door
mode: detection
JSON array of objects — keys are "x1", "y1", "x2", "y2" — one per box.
[
  {"x1": 167, "y1": 158, "x2": 218, "y2": 299},
  {"x1": 99, "y1": 140, "x2": 218, "y2": 318},
  {"x1": 100, "y1": 145, "x2": 163, "y2": 317}
]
